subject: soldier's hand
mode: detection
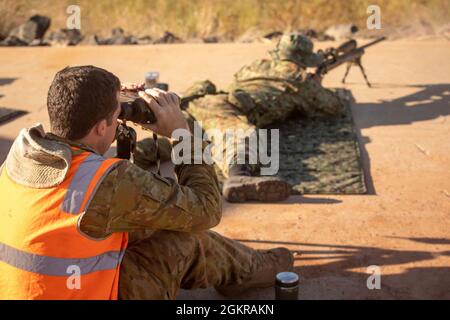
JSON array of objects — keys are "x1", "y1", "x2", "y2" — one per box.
[{"x1": 138, "y1": 88, "x2": 190, "y2": 138}]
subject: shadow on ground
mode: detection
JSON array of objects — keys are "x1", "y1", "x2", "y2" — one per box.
[
  {"x1": 0, "y1": 137, "x2": 14, "y2": 164},
  {"x1": 177, "y1": 236, "x2": 450, "y2": 300},
  {"x1": 352, "y1": 83, "x2": 450, "y2": 195},
  {"x1": 0, "y1": 78, "x2": 17, "y2": 86},
  {"x1": 356, "y1": 83, "x2": 450, "y2": 129},
  {"x1": 0, "y1": 78, "x2": 26, "y2": 128}
]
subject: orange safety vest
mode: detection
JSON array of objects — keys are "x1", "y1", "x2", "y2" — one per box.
[{"x1": 0, "y1": 150, "x2": 128, "y2": 300}]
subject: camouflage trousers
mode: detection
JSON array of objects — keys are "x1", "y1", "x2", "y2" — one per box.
[{"x1": 118, "y1": 230, "x2": 256, "y2": 300}]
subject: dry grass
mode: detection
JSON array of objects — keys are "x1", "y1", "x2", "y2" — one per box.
[{"x1": 1, "y1": 0, "x2": 449, "y2": 40}]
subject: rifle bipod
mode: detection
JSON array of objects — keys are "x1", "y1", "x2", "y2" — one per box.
[{"x1": 341, "y1": 57, "x2": 372, "y2": 88}]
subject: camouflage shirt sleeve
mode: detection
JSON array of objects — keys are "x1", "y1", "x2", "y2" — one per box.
[{"x1": 79, "y1": 140, "x2": 222, "y2": 239}]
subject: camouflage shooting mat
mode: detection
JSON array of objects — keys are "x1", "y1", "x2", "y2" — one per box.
[
  {"x1": 215, "y1": 89, "x2": 367, "y2": 194},
  {"x1": 268, "y1": 89, "x2": 366, "y2": 194},
  {"x1": 0, "y1": 107, "x2": 26, "y2": 125}
]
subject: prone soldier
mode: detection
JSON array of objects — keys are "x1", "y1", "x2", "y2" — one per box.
[{"x1": 136, "y1": 33, "x2": 351, "y2": 203}]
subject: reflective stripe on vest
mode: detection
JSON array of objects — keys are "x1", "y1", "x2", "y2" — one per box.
[
  {"x1": 0, "y1": 242, "x2": 124, "y2": 276},
  {"x1": 0, "y1": 151, "x2": 128, "y2": 300},
  {"x1": 62, "y1": 153, "x2": 111, "y2": 214}
]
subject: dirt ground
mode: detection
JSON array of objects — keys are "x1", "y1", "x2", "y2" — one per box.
[{"x1": 0, "y1": 39, "x2": 449, "y2": 299}]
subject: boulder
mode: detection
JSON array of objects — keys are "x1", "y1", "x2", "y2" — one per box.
[
  {"x1": 29, "y1": 39, "x2": 50, "y2": 46},
  {"x1": 9, "y1": 15, "x2": 51, "y2": 44},
  {"x1": 202, "y1": 36, "x2": 219, "y2": 43},
  {"x1": 102, "y1": 28, "x2": 138, "y2": 45},
  {"x1": 136, "y1": 35, "x2": 153, "y2": 45},
  {"x1": 47, "y1": 29, "x2": 83, "y2": 46},
  {"x1": 154, "y1": 31, "x2": 183, "y2": 44},
  {"x1": 0, "y1": 36, "x2": 28, "y2": 47}
]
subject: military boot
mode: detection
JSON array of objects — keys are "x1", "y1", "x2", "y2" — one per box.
[
  {"x1": 215, "y1": 247, "x2": 294, "y2": 297},
  {"x1": 222, "y1": 164, "x2": 292, "y2": 202}
]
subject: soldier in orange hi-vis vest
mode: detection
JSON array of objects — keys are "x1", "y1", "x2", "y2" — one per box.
[{"x1": 0, "y1": 65, "x2": 293, "y2": 300}]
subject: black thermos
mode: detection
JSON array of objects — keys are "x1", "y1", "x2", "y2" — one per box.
[{"x1": 275, "y1": 272, "x2": 299, "y2": 300}]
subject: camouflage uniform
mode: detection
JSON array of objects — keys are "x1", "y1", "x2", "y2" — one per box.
[
  {"x1": 73, "y1": 138, "x2": 269, "y2": 300},
  {"x1": 181, "y1": 33, "x2": 346, "y2": 177},
  {"x1": 118, "y1": 230, "x2": 256, "y2": 299},
  {"x1": 4, "y1": 122, "x2": 291, "y2": 300}
]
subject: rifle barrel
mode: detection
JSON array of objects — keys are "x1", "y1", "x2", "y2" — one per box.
[{"x1": 359, "y1": 36, "x2": 386, "y2": 51}]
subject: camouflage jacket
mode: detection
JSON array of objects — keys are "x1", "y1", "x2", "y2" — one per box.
[
  {"x1": 61, "y1": 137, "x2": 222, "y2": 240},
  {"x1": 228, "y1": 58, "x2": 344, "y2": 127},
  {"x1": 228, "y1": 58, "x2": 306, "y2": 127}
]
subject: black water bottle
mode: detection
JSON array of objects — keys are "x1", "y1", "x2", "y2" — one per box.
[{"x1": 275, "y1": 272, "x2": 299, "y2": 300}]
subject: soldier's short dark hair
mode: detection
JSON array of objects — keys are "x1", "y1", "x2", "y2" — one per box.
[{"x1": 47, "y1": 65, "x2": 121, "y2": 140}]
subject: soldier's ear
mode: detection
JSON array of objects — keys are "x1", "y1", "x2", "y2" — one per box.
[{"x1": 93, "y1": 119, "x2": 108, "y2": 137}]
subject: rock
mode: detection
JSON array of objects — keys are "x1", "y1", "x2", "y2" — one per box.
[
  {"x1": 47, "y1": 29, "x2": 83, "y2": 46},
  {"x1": 29, "y1": 39, "x2": 50, "y2": 46},
  {"x1": 136, "y1": 35, "x2": 153, "y2": 45},
  {"x1": 102, "y1": 28, "x2": 138, "y2": 45},
  {"x1": 324, "y1": 24, "x2": 359, "y2": 41},
  {"x1": 104, "y1": 35, "x2": 138, "y2": 45},
  {"x1": 9, "y1": 15, "x2": 51, "y2": 44},
  {"x1": 154, "y1": 31, "x2": 183, "y2": 44},
  {"x1": 202, "y1": 36, "x2": 219, "y2": 43},
  {"x1": 0, "y1": 36, "x2": 28, "y2": 47}
]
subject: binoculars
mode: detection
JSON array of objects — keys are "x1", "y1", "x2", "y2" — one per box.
[
  {"x1": 118, "y1": 72, "x2": 169, "y2": 125},
  {"x1": 119, "y1": 91, "x2": 157, "y2": 124},
  {"x1": 116, "y1": 72, "x2": 169, "y2": 161}
]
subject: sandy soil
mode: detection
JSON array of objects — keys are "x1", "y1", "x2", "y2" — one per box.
[{"x1": 1, "y1": 40, "x2": 449, "y2": 299}]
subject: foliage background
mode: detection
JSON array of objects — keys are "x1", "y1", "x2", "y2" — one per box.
[{"x1": 1, "y1": 0, "x2": 449, "y2": 39}]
